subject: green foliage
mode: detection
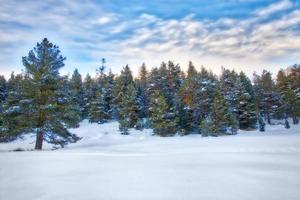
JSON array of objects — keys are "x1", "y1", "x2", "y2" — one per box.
[
  {"x1": 149, "y1": 90, "x2": 178, "y2": 136},
  {"x1": 118, "y1": 83, "x2": 139, "y2": 134},
  {"x1": 210, "y1": 86, "x2": 233, "y2": 136},
  {"x1": 2, "y1": 38, "x2": 80, "y2": 149}
]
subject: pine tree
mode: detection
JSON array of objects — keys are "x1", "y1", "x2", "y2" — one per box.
[
  {"x1": 149, "y1": 90, "x2": 178, "y2": 136},
  {"x1": 136, "y1": 63, "x2": 148, "y2": 119},
  {"x1": 88, "y1": 65, "x2": 110, "y2": 123},
  {"x1": 1, "y1": 73, "x2": 26, "y2": 141},
  {"x1": 115, "y1": 65, "x2": 134, "y2": 118},
  {"x1": 209, "y1": 86, "x2": 235, "y2": 136},
  {"x1": 70, "y1": 69, "x2": 85, "y2": 119},
  {"x1": 196, "y1": 67, "x2": 217, "y2": 126},
  {"x1": 276, "y1": 69, "x2": 300, "y2": 124},
  {"x1": 59, "y1": 76, "x2": 81, "y2": 127},
  {"x1": 104, "y1": 70, "x2": 116, "y2": 120},
  {"x1": 200, "y1": 117, "x2": 212, "y2": 137},
  {"x1": 10, "y1": 38, "x2": 80, "y2": 149},
  {"x1": 180, "y1": 62, "x2": 198, "y2": 131},
  {"x1": 253, "y1": 70, "x2": 280, "y2": 124},
  {"x1": 220, "y1": 68, "x2": 239, "y2": 114},
  {"x1": 0, "y1": 75, "x2": 7, "y2": 106},
  {"x1": 83, "y1": 74, "x2": 95, "y2": 119},
  {"x1": 236, "y1": 74, "x2": 257, "y2": 130},
  {"x1": 0, "y1": 75, "x2": 8, "y2": 131},
  {"x1": 118, "y1": 83, "x2": 139, "y2": 134},
  {"x1": 88, "y1": 89, "x2": 106, "y2": 123}
]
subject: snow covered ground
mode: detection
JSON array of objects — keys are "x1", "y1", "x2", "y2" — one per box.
[{"x1": 0, "y1": 120, "x2": 300, "y2": 200}]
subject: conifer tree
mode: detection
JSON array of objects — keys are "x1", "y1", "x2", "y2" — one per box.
[
  {"x1": 180, "y1": 62, "x2": 198, "y2": 131},
  {"x1": 104, "y1": 70, "x2": 116, "y2": 120},
  {"x1": 276, "y1": 69, "x2": 300, "y2": 124},
  {"x1": 209, "y1": 86, "x2": 236, "y2": 136},
  {"x1": 136, "y1": 63, "x2": 148, "y2": 119},
  {"x1": 118, "y1": 83, "x2": 139, "y2": 134},
  {"x1": 88, "y1": 88, "x2": 106, "y2": 123},
  {"x1": 115, "y1": 65, "x2": 134, "y2": 118},
  {"x1": 59, "y1": 75, "x2": 81, "y2": 127},
  {"x1": 6, "y1": 38, "x2": 80, "y2": 149},
  {"x1": 236, "y1": 75, "x2": 257, "y2": 130},
  {"x1": 70, "y1": 69, "x2": 84, "y2": 119},
  {"x1": 253, "y1": 70, "x2": 280, "y2": 124},
  {"x1": 149, "y1": 90, "x2": 178, "y2": 136},
  {"x1": 0, "y1": 75, "x2": 7, "y2": 130},
  {"x1": 1, "y1": 73, "x2": 26, "y2": 141},
  {"x1": 196, "y1": 67, "x2": 217, "y2": 124},
  {"x1": 83, "y1": 74, "x2": 95, "y2": 118},
  {"x1": 0, "y1": 75, "x2": 7, "y2": 106}
]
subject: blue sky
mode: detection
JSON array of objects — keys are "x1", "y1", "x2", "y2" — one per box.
[{"x1": 0, "y1": 0, "x2": 300, "y2": 78}]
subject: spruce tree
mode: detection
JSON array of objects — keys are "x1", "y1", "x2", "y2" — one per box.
[
  {"x1": 180, "y1": 62, "x2": 198, "y2": 131},
  {"x1": 1, "y1": 73, "x2": 26, "y2": 141},
  {"x1": 149, "y1": 90, "x2": 178, "y2": 136},
  {"x1": 236, "y1": 75, "x2": 257, "y2": 130},
  {"x1": 88, "y1": 89, "x2": 106, "y2": 123},
  {"x1": 0, "y1": 75, "x2": 7, "y2": 106},
  {"x1": 136, "y1": 63, "x2": 148, "y2": 119},
  {"x1": 70, "y1": 69, "x2": 85, "y2": 119},
  {"x1": 276, "y1": 69, "x2": 300, "y2": 124},
  {"x1": 104, "y1": 70, "x2": 116, "y2": 120},
  {"x1": 83, "y1": 74, "x2": 95, "y2": 119},
  {"x1": 115, "y1": 65, "x2": 134, "y2": 118},
  {"x1": 196, "y1": 66, "x2": 216, "y2": 129},
  {"x1": 253, "y1": 70, "x2": 280, "y2": 124},
  {"x1": 0, "y1": 75, "x2": 7, "y2": 130},
  {"x1": 209, "y1": 86, "x2": 235, "y2": 136},
  {"x1": 118, "y1": 83, "x2": 139, "y2": 134}
]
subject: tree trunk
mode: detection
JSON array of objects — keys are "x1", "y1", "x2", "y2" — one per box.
[
  {"x1": 267, "y1": 113, "x2": 271, "y2": 124},
  {"x1": 35, "y1": 131, "x2": 43, "y2": 150},
  {"x1": 292, "y1": 116, "x2": 299, "y2": 124}
]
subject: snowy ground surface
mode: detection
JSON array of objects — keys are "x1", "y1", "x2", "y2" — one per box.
[{"x1": 1, "y1": 120, "x2": 300, "y2": 200}]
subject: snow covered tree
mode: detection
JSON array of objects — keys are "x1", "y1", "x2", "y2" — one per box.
[
  {"x1": 277, "y1": 69, "x2": 300, "y2": 124},
  {"x1": 180, "y1": 62, "x2": 198, "y2": 131},
  {"x1": 103, "y1": 70, "x2": 116, "y2": 120},
  {"x1": 200, "y1": 117, "x2": 212, "y2": 137},
  {"x1": 220, "y1": 68, "x2": 239, "y2": 114},
  {"x1": 83, "y1": 74, "x2": 95, "y2": 119},
  {"x1": 0, "y1": 75, "x2": 8, "y2": 130},
  {"x1": 209, "y1": 86, "x2": 236, "y2": 136},
  {"x1": 10, "y1": 38, "x2": 80, "y2": 149},
  {"x1": 136, "y1": 63, "x2": 149, "y2": 119},
  {"x1": 0, "y1": 75, "x2": 7, "y2": 106},
  {"x1": 149, "y1": 90, "x2": 178, "y2": 136},
  {"x1": 118, "y1": 83, "x2": 139, "y2": 134},
  {"x1": 70, "y1": 69, "x2": 85, "y2": 119},
  {"x1": 115, "y1": 65, "x2": 134, "y2": 118},
  {"x1": 253, "y1": 70, "x2": 280, "y2": 124},
  {"x1": 88, "y1": 88, "x2": 106, "y2": 123},
  {"x1": 59, "y1": 76, "x2": 81, "y2": 128},
  {"x1": 236, "y1": 74, "x2": 257, "y2": 130},
  {"x1": 88, "y1": 64, "x2": 111, "y2": 123},
  {"x1": 195, "y1": 67, "x2": 217, "y2": 127},
  {"x1": 158, "y1": 62, "x2": 169, "y2": 97},
  {"x1": 0, "y1": 73, "x2": 26, "y2": 141}
]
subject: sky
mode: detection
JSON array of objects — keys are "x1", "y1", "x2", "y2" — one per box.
[{"x1": 0, "y1": 0, "x2": 300, "y2": 78}]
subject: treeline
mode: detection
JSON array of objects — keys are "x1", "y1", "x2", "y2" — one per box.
[{"x1": 0, "y1": 38, "x2": 299, "y2": 149}]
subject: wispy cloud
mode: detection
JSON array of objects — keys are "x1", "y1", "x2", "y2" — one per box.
[
  {"x1": 255, "y1": 0, "x2": 293, "y2": 16},
  {"x1": 0, "y1": 0, "x2": 300, "y2": 78}
]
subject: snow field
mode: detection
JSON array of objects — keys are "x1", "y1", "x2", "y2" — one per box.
[{"x1": 0, "y1": 120, "x2": 300, "y2": 200}]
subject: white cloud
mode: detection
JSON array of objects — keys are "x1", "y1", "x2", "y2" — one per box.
[
  {"x1": 255, "y1": 0, "x2": 293, "y2": 16},
  {"x1": 0, "y1": 0, "x2": 299, "y2": 78}
]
